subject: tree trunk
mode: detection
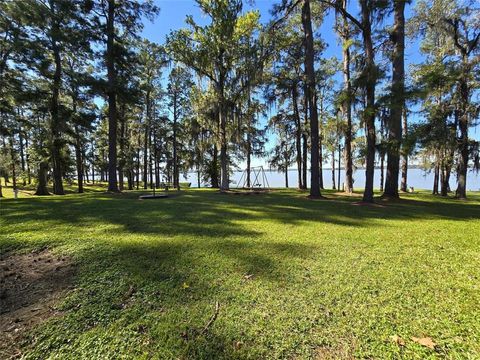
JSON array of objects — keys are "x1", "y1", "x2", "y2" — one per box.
[
  {"x1": 302, "y1": 82, "x2": 310, "y2": 190},
  {"x1": 380, "y1": 152, "x2": 384, "y2": 192},
  {"x1": 118, "y1": 105, "x2": 126, "y2": 191},
  {"x1": 26, "y1": 136, "x2": 31, "y2": 184},
  {"x1": 143, "y1": 91, "x2": 150, "y2": 189},
  {"x1": 339, "y1": 0, "x2": 354, "y2": 194},
  {"x1": 19, "y1": 128, "x2": 26, "y2": 186},
  {"x1": 440, "y1": 164, "x2": 449, "y2": 197},
  {"x1": 211, "y1": 144, "x2": 219, "y2": 188},
  {"x1": 50, "y1": 2, "x2": 64, "y2": 195},
  {"x1": 331, "y1": 150, "x2": 336, "y2": 190},
  {"x1": 106, "y1": 0, "x2": 119, "y2": 192},
  {"x1": 292, "y1": 86, "x2": 303, "y2": 189},
  {"x1": 361, "y1": 0, "x2": 376, "y2": 203},
  {"x1": 173, "y1": 92, "x2": 179, "y2": 190},
  {"x1": 155, "y1": 151, "x2": 160, "y2": 189},
  {"x1": 149, "y1": 127, "x2": 153, "y2": 189},
  {"x1": 455, "y1": 60, "x2": 469, "y2": 199},
  {"x1": 400, "y1": 108, "x2": 408, "y2": 192},
  {"x1": 219, "y1": 96, "x2": 229, "y2": 190},
  {"x1": 433, "y1": 162, "x2": 439, "y2": 195},
  {"x1": 246, "y1": 131, "x2": 251, "y2": 188},
  {"x1": 35, "y1": 162, "x2": 50, "y2": 196},
  {"x1": 74, "y1": 125, "x2": 84, "y2": 193},
  {"x1": 284, "y1": 144, "x2": 289, "y2": 189},
  {"x1": 337, "y1": 143, "x2": 341, "y2": 191},
  {"x1": 9, "y1": 137, "x2": 17, "y2": 191},
  {"x1": 384, "y1": 0, "x2": 405, "y2": 198},
  {"x1": 302, "y1": 133, "x2": 308, "y2": 189},
  {"x1": 302, "y1": 0, "x2": 321, "y2": 198},
  {"x1": 91, "y1": 155, "x2": 95, "y2": 185}
]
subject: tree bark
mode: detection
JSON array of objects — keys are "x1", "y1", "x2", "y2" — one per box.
[
  {"x1": 339, "y1": 0, "x2": 354, "y2": 194},
  {"x1": 106, "y1": 0, "x2": 119, "y2": 192},
  {"x1": 302, "y1": 82, "x2": 311, "y2": 190},
  {"x1": 246, "y1": 131, "x2": 251, "y2": 188},
  {"x1": 337, "y1": 143, "x2": 341, "y2": 191},
  {"x1": 380, "y1": 151, "x2": 384, "y2": 192},
  {"x1": 118, "y1": 104, "x2": 126, "y2": 191},
  {"x1": 440, "y1": 163, "x2": 449, "y2": 197},
  {"x1": 25, "y1": 136, "x2": 31, "y2": 184},
  {"x1": 211, "y1": 144, "x2": 219, "y2": 188},
  {"x1": 74, "y1": 125, "x2": 84, "y2": 193},
  {"x1": 35, "y1": 162, "x2": 50, "y2": 195},
  {"x1": 331, "y1": 150, "x2": 336, "y2": 190},
  {"x1": 143, "y1": 91, "x2": 150, "y2": 189},
  {"x1": 360, "y1": 0, "x2": 376, "y2": 203},
  {"x1": 19, "y1": 127, "x2": 26, "y2": 186},
  {"x1": 9, "y1": 136, "x2": 16, "y2": 191},
  {"x1": 455, "y1": 59, "x2": 469, "y2": 199},
  {"x1": 400, "y1": 108, "x2": 408, "y2": 192},
  {"x1": 149, "y1": 126, "x2": 153, "y2": 189},
  {"x1": 292, "y1": 85, "x2": 303, "y2": 189},
  {"x1": 433, "y1": 161, "x2": 439, "y2": 195},
  {"x1": 219, "y1": 93, "x2": 229, "y2": 190},
  {"x1": 173, "y1": 92, "x2": 179, "y2": 190},
  {"x1": 303, "y1": 133, "x2": 308, "y2": 189},
  {"x1": 302, "y1": 0, "x2": 321, "y2": 198},
  {"x1": 384, "y1": 0, "x2": 405, "y2": 198},
  {"x1": 50, "y1": 1, "x2": 64, "y2": 195},
  {"x1": 284, "y1": 144, "x2": 289, "y2": 188}
]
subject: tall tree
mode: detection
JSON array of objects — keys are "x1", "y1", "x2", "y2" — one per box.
[
  {"x1": 167, "y1": 66, "x2": 193, "y2": 189},
  {"x1": 323, "y1": 0, "x2": 384, "y2": 202},
  {"x1": 412, "y1": 0, "x2": 480, "y2": 198},
  {"x1": 383, "y1": 0, "x2": 407, "y2": 198},
  {"x1": 168, "y1": 0, "x2": 263, "y2": 190},
  {"x1": 335, "y1": 0, "x2": 355, "y2": 194},
  {"x1": 92, "y1": 0, "x2": 158, "y2": 192},
  {"x1": 301, "y1": 0, "x2": 322, "y2": 198}
]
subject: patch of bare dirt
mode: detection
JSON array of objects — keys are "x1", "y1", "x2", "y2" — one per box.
[
  {"x1": 0, "y1": 249, "x2": 75, "y2": 359},
  {"x1": 332, "y1": 192, "x2": 362, "y2": 197},
  {"x1": 313, "y1": 345, "x2": 355, "y2": 360}
]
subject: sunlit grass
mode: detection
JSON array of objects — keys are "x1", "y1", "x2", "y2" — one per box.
[{"x1": 1, "y1": 183, "x2": 479, "y2": 359}]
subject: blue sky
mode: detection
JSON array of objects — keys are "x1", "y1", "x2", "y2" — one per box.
[
  {"x1": 140, "y1": 0, "x2": 412, "y2": 168},
  {"x1": 139, "y1": 1, "x2": 479, "y2": 168},
  {"x1": 142, "y1": 0, "x2": 422, "y2": 64}
]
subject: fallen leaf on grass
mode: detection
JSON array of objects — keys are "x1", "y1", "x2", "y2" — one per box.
[
  {"x1": 412, "y1": 336, "x2": 436, "y2": 349},
  {"x1": 390, "y1": 335, "x2": 405, "y2": 346},
  {"x1": 182, "y1": 282, "x2": 189, "y2": 289},
  {"x1": 233, "y1": 340, "x2": 243, "y2": 350}
]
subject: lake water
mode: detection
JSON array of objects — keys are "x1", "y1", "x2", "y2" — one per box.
[{"x1": 183, "y1": 168, "x2": 480, "y2": 191}]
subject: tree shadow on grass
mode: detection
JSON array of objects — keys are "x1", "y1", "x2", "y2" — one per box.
[
  {"x1": 15, "y1": 235, "x2": 321, "y2": 359},
  {"x1": 2, "y1": 189, "x2": 480, "y2": 358},
  {"x1": 1, "y1": 190, "x2": 480, "y2": 243}
]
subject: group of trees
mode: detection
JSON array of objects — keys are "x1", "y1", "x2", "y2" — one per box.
[{"x1": 0, "y1": 0, "x2": 478, "y2": 201}]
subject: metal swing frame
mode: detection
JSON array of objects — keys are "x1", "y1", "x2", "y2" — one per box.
[{"x1": 236, "y1": 166, "x2": 271, "y2": 190}]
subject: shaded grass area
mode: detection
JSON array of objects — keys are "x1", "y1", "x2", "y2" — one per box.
[{"x1": 1, "y1": 185, "x2": 480, "y2": 359}]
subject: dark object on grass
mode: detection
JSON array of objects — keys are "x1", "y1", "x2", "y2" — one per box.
[{"x1": 138, "y1": 194, "x2": 169, "y2": 200}]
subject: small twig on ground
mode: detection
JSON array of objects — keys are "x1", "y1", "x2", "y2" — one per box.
[{"x1": 200, "y1": 301, "x2": 220, "y2": 335}]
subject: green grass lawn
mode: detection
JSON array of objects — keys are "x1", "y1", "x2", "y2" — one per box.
[{"x1": 1, "y1": 184, "x2": 480, "y2": 359}]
